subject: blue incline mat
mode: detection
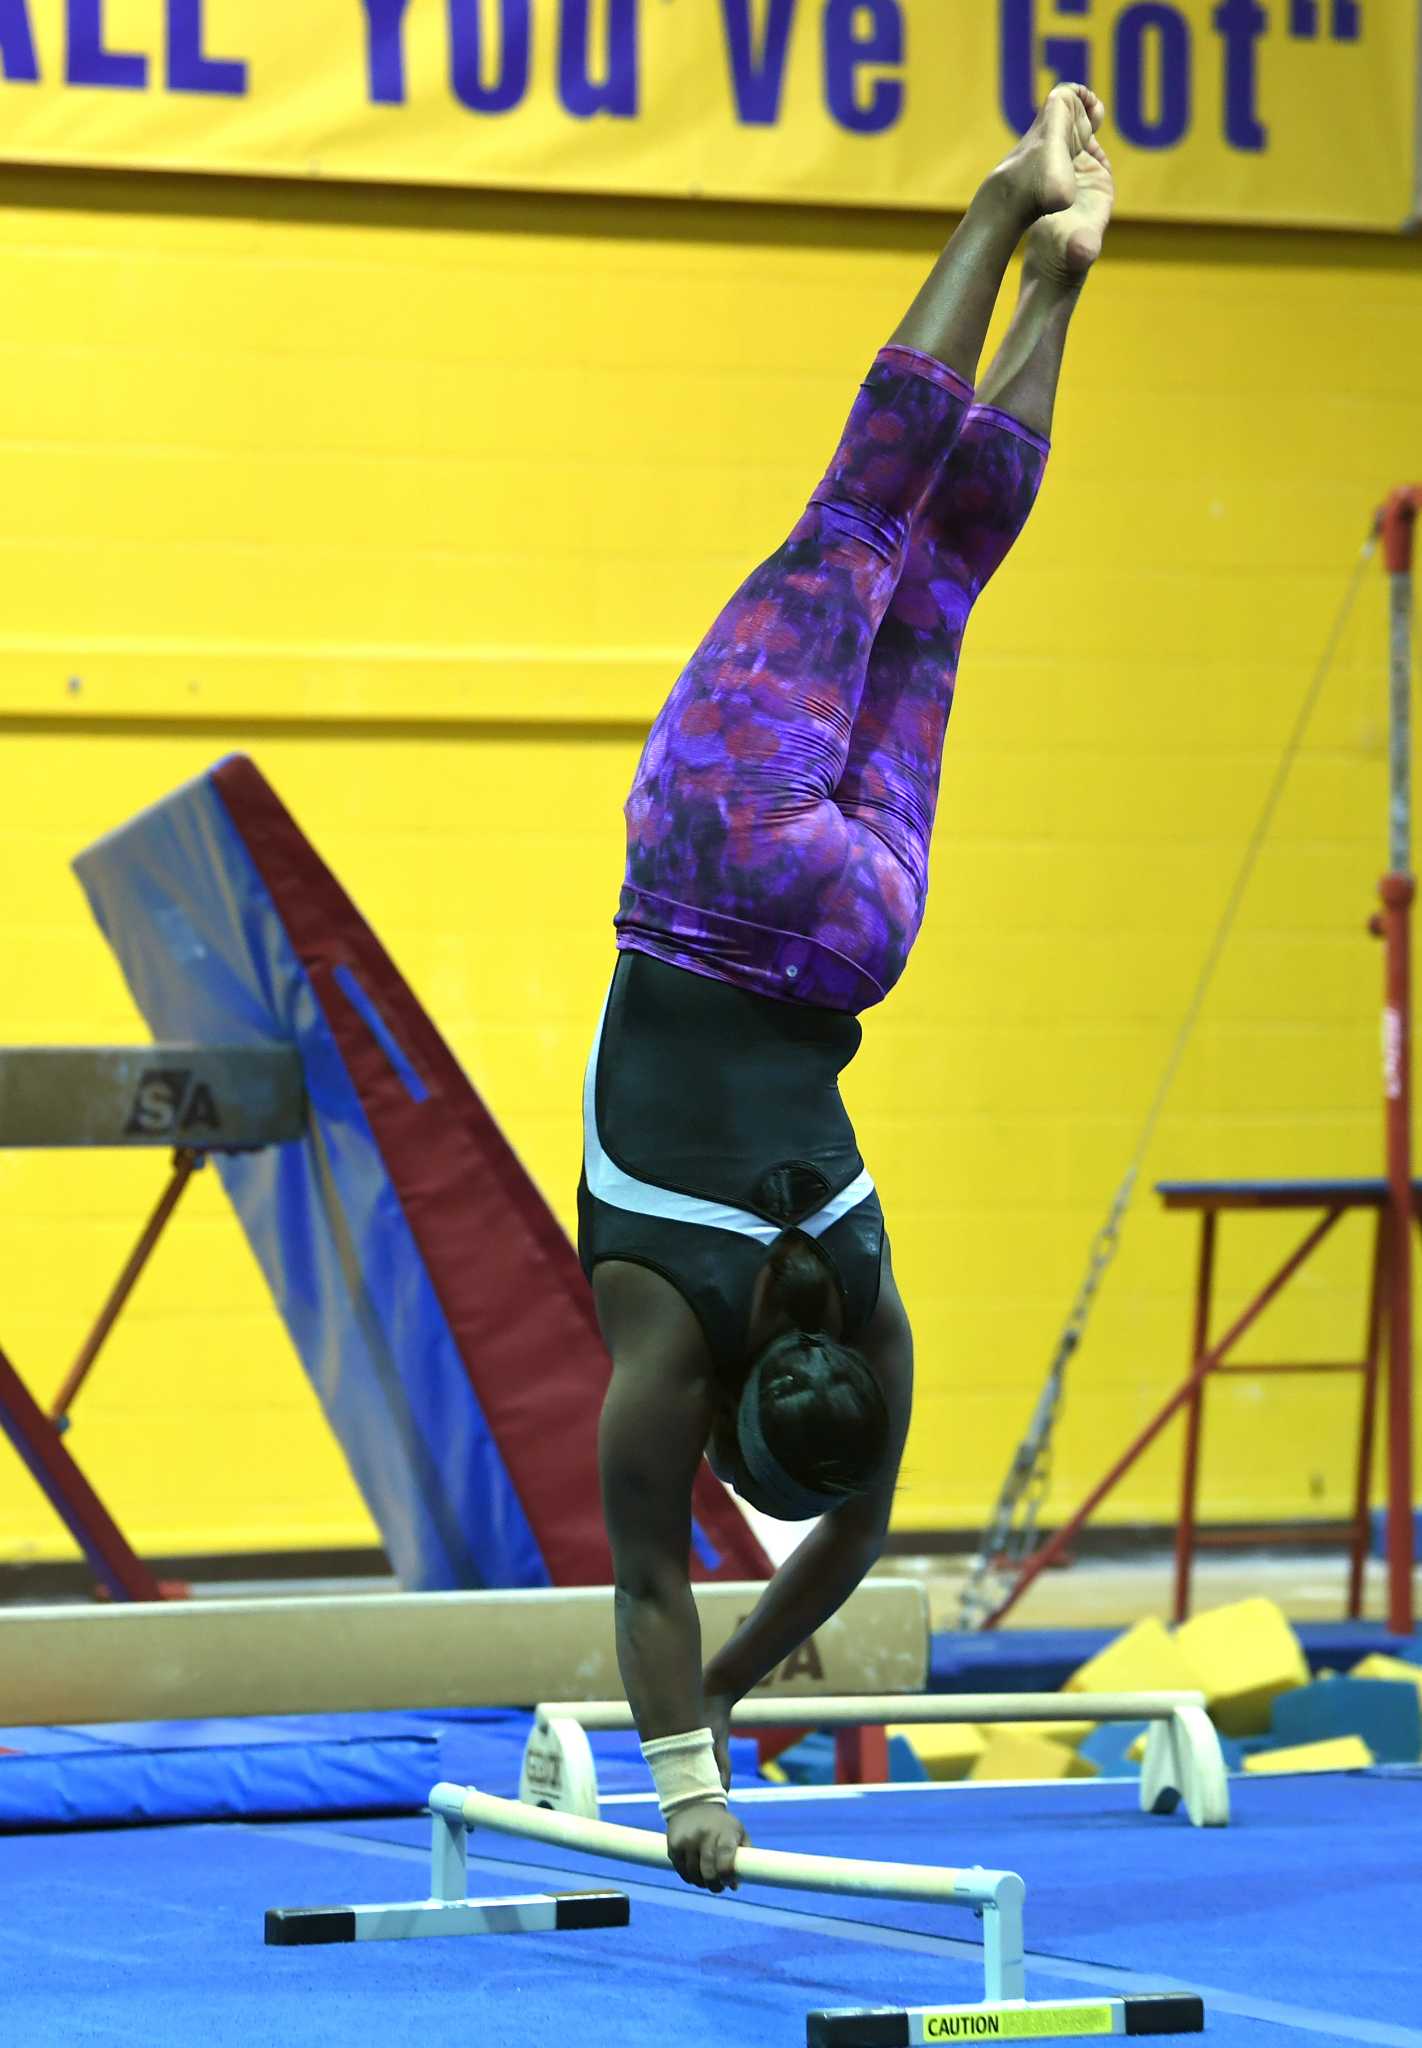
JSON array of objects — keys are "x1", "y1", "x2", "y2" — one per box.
[{"x1": 73, "y1": 757, "x2": 768, "y2": 1591}]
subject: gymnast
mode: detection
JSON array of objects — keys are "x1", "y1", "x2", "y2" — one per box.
[{"x1": 584, "y1": 84, "x2": 1114, "y2": 1892}]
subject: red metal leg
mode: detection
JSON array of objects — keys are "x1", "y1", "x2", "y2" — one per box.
[
  {"x1": 834, "y1": 1725, "x2": 890, "y2": 1785},
  {"x1": 1349, "y1": 1217, "x2": 1387, "y2": 1618},
  {"x1": 50, "y1": 1149, "x2": 201, "y2": 1427},
  {"x1": 1174, "y1": 1213, "x2": 1216, "y2": 1625},
  {"x1": 1380, "y1": 872, "x2": 1417, "y2": 1635},
  {"x1": 0, "y1": 1339, "x2": 166, "y2": 1600},
  {"x1": 988, "y1": 1207, "x2": 1346, "y2": 1627}
]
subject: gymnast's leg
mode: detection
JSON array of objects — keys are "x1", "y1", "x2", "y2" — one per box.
[
  {"x1": 616, "y1": 85, "x2": 1104, "y2": 1014},
  {"x1": 825, "y1": 135, "x2": 1116, "y2": 993}
]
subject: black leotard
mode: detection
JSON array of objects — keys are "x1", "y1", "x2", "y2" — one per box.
[{"x1": 577, "y1": 952, "x2": 884, "y2": 1376}]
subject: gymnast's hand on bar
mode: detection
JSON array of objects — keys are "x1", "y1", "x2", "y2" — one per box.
[{"x1": 666, "y1": 1801, "x2": 749, "y2": 1893}]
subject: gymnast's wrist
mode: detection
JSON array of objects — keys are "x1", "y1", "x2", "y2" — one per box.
[{"x1": 641, "y1": 1727, "x2": 729, "y2": 1817}]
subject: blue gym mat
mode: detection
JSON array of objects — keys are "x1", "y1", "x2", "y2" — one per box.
[
  {"x1": 5, "y1": 1772, "x2": 1416, "y2": 2047},
  {"x1": 0, "y1": 1707, "x2": 765, "y2": 1829}
]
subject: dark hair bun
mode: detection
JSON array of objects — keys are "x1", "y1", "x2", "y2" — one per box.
[{"x1": 751, "y1": 1329, "x2": 889, "y2": 1500}]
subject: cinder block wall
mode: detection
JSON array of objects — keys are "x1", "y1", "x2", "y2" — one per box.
[{"x1": 0, "y1": 168, "x2": 1416, "y2": 1561}]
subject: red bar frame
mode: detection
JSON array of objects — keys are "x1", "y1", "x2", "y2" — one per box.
[
  {"x1": 1376, "y1": 483, "x2": 1421, "y2": 1636},
  {"x1": 753, "y1": 1721, "x2": 891, "y2": 1785},
  {"x1": 50, "y1": 1150, "x2": 201, "y2": 1426},
  {"x1": 984, "y1": 492, "x2": 1422, "y2": 1633},
  {"x1": 0, "y1": 1338, "x2": 166, "y2": 1601},
  {"x1": 989, "y1": 1206, "x2": 1349, "y2": 1628}
]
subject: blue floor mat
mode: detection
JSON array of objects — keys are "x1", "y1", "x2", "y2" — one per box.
[
  {"x1": 4, "y1": 1774, "x2": 1417, "y2": 2048},
  {"x1": 337, "y1": 1774, "x2": 1421, "y2": 2025}
]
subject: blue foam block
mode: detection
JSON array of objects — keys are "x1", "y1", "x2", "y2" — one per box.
[
  {"x1": 887, "y1": 1733, "x2": 930, "y2": 1783},
  {"x1": 772, "y1": 1731, "x2": 836, "y2": 1785},
  {"x1": 1078, "y1": 1720, "x2": 1149, "y2": 1775},
  {"x1": 1270, "y1": 1677, "x2": 1422, "y2": 1764}
]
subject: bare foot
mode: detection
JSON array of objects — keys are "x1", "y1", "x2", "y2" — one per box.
[
  {"x1": 991, "y1": 83, "x2": 1106, "y2": 223},
  {"x1": 1024, "y1": 135, "x2": 1115, "y2": 282}
]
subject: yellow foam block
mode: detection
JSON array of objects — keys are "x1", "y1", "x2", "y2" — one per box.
[
  {"x1": 1243, "y1": 1735, "x2": 1374, "y2": 1775},
  {"x1": 1126, "y1": 1731, "x2": 1148, "y2": 1763},
  {"x1": 760, "y1": 1759, "x2": 790, "y2": 1784},
  {"x1": 970, "y1": 1730, "x2": 1100, "y2": 1783},
  {"x1": 987, "y1": 1720, "x2": 1098, "y2": 1753},
  {"x1": 1172, "y1": 1597, "x2": 1311, "y2": 1736},
  {"x1": 889, "y1": 1722, "x2": 985, "y2": 1782},
  {"x1": 1350, "y1": 1654, "x2": 1422, "y2": 1710},
  {"x1": 1001, "y1": 1719, "x2": 1096, "y2": 1749},
  {"x1": 1063, "y1": 1616, "x2": 1203, "y2": 1700}
]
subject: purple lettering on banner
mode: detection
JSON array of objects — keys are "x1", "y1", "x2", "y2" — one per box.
[
  {"x1": 998, "y1": 0, "x2": 1037, "y2": 131},
  {"x1": 1114, "y1": 1, "x2": 1190, "y2": 148},
  {"x1": 167, "y1": 0, "x2": 246, "y2": 96},
  {"x1": 360, "y1": 0, "x2": 412, "y2": 103},
  {"x1": 449, "y1": 0, "x2": 531, "y2": 116},
  {"x1": 720, "y1": 0, "x2": 795, "y2": 126},
  {"x1": 999, "y1": 0, "x2": 1092, "y2": 135},
  {"x1": 1331, "y1": 0, "x2": 1360, "y2": 40},
  {"x1": 559, "y1": 0, "x2": 637, "y2": 119},
  {"x1": 0, "y1": 0, "x2": 39, "y2": 82},
  {"x1": 1211, "y1": 0, "x2": 1266, "y2": 149},
  {"x1": 823, "y1": 0, "x2": 904, "y2": 136},
  {"x1": 1043, "y1": 0, "x2": 1092, "y2": 90},
  {"x1": 67, "y1": 0, "x2": 147, "y2": 88}
]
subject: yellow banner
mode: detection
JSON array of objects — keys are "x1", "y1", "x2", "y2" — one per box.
[{"x1": 0, "y1": 2, "x2": 1415, "y2": 230}]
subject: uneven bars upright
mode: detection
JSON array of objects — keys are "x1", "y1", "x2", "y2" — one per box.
[{"x1": 1377, "y1": 484, "x2": 1422, "y2": 1637}]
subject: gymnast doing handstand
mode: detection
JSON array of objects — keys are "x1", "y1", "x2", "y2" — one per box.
[{"x1": 582, "y1": 84, "x2": 1115, "y2": 1892}]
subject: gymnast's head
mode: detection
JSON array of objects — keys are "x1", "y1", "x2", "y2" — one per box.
[{"x1": 709, "y1": 1227, "x2": 890, "y2": 1520}]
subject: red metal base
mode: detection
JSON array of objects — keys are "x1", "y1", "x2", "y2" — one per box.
[
  {"x1": 0, "y1": 1339, "x2": 167, "y2": 1601},
  {"x1": 753, "y1": 1721, "x2": 891, "y2": 1785}
]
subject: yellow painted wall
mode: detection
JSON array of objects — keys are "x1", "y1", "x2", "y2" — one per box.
[{"x1": 0, "y1": 166, "x2": 1418, "y2": 1565}]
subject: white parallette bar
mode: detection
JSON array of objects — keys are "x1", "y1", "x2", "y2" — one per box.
[
  {"x1": 535, "y1": 1690, "x2": 1205, "y2": 1731},
  {"x1": 430, "y1": 1780, "x2": 1020, "y2": 1913}
]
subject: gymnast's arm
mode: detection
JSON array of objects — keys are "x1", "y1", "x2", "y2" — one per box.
[
  {"x1": 595, "y1": 1262, "x2": 720, "y2": 1742},
  {"x1": 701, "y1": 1249, "x2": 914, "y2": 1707}
]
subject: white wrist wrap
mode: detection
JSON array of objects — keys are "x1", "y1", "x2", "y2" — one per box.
[{"x1": 641, "y1": 1727, "x2": 727, "y2": 1818}]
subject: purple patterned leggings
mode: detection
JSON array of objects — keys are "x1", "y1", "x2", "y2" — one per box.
[{"x1": 615, "y1": 346, "x2": 1049, "y2": 1013}]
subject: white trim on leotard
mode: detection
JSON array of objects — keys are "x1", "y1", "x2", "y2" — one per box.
[{"x1": 582, "y1": 979, "x2": 875, "y2": 1246}]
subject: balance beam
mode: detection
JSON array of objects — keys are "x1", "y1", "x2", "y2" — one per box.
[
  {"x1": 0, "y1": 1578, "x2": 927, "y2": 1727},
  {"x1": 0, "y1": 1044, "x2": 304, "y2": 1148}
]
